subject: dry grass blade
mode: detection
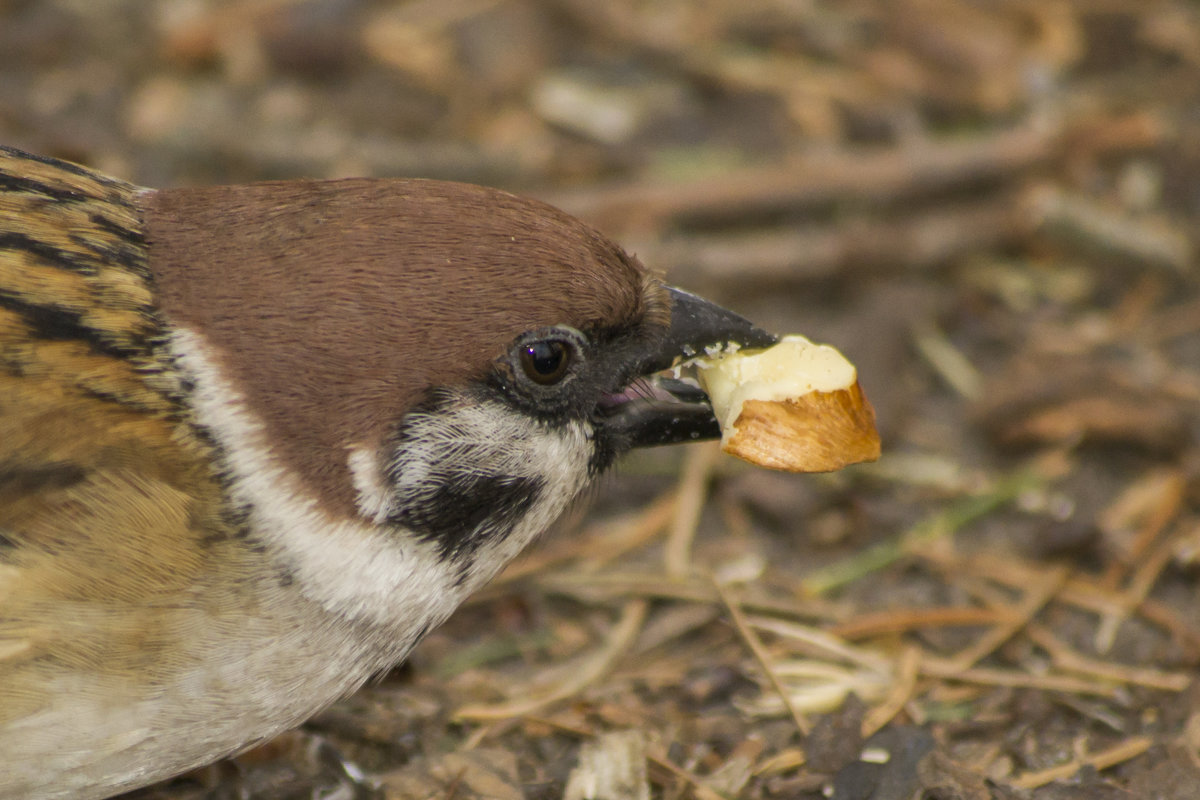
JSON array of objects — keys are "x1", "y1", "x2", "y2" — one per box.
[
  {"x1": 911, "y1": 321, "x2": 984, "y2": 400},
  {"x1": 455, "y1": 599, "x2": 648, "y2": 722},
  {"x1": 1009, "y1": 736, "x2": 1154, "y2": 789},
  {"x1": 862, "y1": 645, "x2": 922, "y2": 738},
  {"x1": 487, "y1": 489, "x2": 678, "y2": 589},
  {"x1": 737, "y1": 615, "x2": 893, "y2": 718},
  {"x1": 918, "y1": 659, "x2": 1124, "y2": 696},
  {"x1": 932, "y1": 550, "x2": 1200, "y2": 660},
  {"x1": 713, "y1": 580, "x2": 812, "y2": 735},
  {"x1": 945, "y1": 565, "x2": 1069, "y2": 672},
  {"x1": 1094, "y1": 469, "x2": 1186, "y2": 651},
  {"x1": 535, "y1": 569, "x2": 847, "y2": 623},
  {"x1": 1097, "y1": 468, "x2": 1186, "y2": 586},
  {"x1": 665, "y1": 442, "x2": 720, "y2": 578},
  {"x1": 830, "y1": 606, "x2": 1019, "y2": 640},
  {"x1": 751, "y1": 748, "x2": 807, "y2": 778},
  {"x1": 1025, "y1": 623, "x2": 1191, "y2": 692},
  {"x1": 746, "y1": 616, "x2": 892, "y2": 672}
]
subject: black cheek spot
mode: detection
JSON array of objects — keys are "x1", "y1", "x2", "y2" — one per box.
[{"x1": 389, "y1": 474, "x2": 543, "y2": 562}]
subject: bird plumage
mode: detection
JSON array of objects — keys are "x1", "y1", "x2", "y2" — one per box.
[
  {"x1": 0, "y1": 146, "x2": 773, "y2": 798},
  {"x1": 0, "y1": 148, "x2": 266, "y2": 795}
]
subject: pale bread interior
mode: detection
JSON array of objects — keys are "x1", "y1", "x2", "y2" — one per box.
[{"x1": 695, "y1": 335, "x2": 881, "y2": 472}]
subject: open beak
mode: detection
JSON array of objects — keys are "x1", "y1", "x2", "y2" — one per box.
[{"x1": 599, "y1": 287, "x2": 777, "y2": 449}]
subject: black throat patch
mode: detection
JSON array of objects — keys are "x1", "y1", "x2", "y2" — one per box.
[
  {"x1": 380, "y1": 385, "x2": 588, "y2": 572},
  {"x1": 388, "y1": 472, "x2": 543, "y2": 563}
]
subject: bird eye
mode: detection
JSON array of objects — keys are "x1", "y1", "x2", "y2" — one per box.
[{"x1": 520, "y1": 339, "x2": 571, "y2": 385}]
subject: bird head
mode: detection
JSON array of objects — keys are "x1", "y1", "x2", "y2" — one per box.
[{"x1": 142, "y1": 178, "x2": 775, "y2": 632}]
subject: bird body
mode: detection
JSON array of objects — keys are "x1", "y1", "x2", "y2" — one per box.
[{"x1": 0, "y1": 147, "x2": 774, "y2": 798}]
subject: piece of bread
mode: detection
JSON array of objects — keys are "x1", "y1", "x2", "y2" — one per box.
[{"x1": 696, "y1": 335, "x2": 881, "y2": 472}]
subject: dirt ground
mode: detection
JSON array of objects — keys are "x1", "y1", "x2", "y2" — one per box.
[{"x1": 4, "y1": 1, "x2": 1200, "y2": 798}]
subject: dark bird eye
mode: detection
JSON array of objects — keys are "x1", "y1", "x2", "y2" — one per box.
[{"x1": 520, "y1": 340, "x2": 571, "y2": 385}]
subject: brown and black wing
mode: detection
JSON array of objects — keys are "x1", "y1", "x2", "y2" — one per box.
[{"x1": 0, "y1": 148, "x2": 228, "y2": 725}]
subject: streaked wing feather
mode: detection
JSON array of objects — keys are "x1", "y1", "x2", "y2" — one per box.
[{"x1": 0, "y1": 147, "x2": 229, "y2": 722}]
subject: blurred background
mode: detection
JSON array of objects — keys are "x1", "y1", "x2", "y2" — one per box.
[{"x1": 4, "y1": 1, "x2": 1200, "y2": 798}]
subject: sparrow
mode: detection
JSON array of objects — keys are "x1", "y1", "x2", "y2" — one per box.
[{"x1": 0, "y1": 145, "x2": 776, "y2": 799}]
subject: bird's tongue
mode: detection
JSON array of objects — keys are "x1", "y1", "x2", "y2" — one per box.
[{"x1": 599, "y1": 376, "x2": 695, "y2": 412}]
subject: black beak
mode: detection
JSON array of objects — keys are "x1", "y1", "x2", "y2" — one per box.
[{"x1": 599, "y1": 287, "x2": 777, "y2": 449}]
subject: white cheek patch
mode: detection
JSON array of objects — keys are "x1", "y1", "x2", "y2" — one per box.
[
  {"x1": 167, "y1": 328, "x2": 465, "y2": 630},
  {"x1": 388, "y1": 399, "x2": 593, "y2": 589}
]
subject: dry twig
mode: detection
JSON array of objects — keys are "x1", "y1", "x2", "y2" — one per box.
[
  {"x1": 714, "y1": 579, "x2": 812, "y2": 736},
  {"x1": 665, "y1": 442, "x2": 721, "y2": 578},
  {"x1": 455, "y1": 599, "x2": 649, "y2": 722},
  {"x1": 1009, "y1": 735, "x2": 1154, "y2": 789}
]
